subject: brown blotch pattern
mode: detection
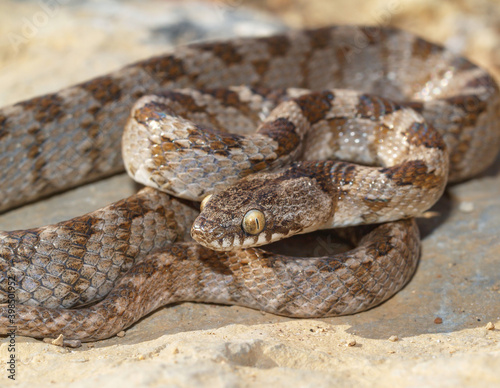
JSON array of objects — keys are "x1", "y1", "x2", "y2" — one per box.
[
  {"x1": 256, "y1": 87, "x2": 293, "y2": 104},
  {"x1": 465, "y1": 75, "x2": 499, "y2": 91},
  {"x1": 259, "y1": 118, "x2": 300, "y2": 158},
  {"x1": 152, "y1": 125, "x2": 244, "y2": 160},
  {"x1": 381, "y1": 160, "x2": 442, "y2": 189},
  {"x1": 365, "y1": 239, "x2": 394, "y2": 257},
  {"x1": 294, "y1": 91, "x2": 334, "y2": 124},
  {"x1": 399, "y1": 101, "x2": 424, "y2": 113},
  {"x1": 197, "y1": 42, "x2": 243, "y2": 66},
  {"x1": 17, "y1": 94, "x2": 65, "y2": 124},
  {"x1": 404, "y1": 122, "x2": 446, "y2": 150},
  {"x1": 445, "y1": 95, "x2": 488, "y2": 127},
  {"x1": 28, "y1": 143, "x2": 41, "y2": 159},
  {"x1": 274, "y1": 161, "x2": 335, "y2": 194},
  {"x1": 0, "y1": 114, "x2": 8, "y2": 140},
  {"x1": 188, "y1": 126, "x2": 242, "y2": 149},
  {"x1": 356, "y1": 94, "x2": 401, "y2": 119},
  {"x1": 206, "y1": 88, "x2": 242, "y2": 107},
  {"x1": 81, "y1": 119, "x2": 102, "y2": 140},
  {"x1": 330, "y1": 161, "x2": 357, "y2": 192},
  {"x1": 161, "y1": 91, "x2": 208, "y2": 113},
  {"x1": 362, "y1": 197, "x2": 392, "y2": 213},
  {"x1": 83, "y1": 76, "x2": 122, "y2": 106},
  {"x1": 191, "y1": 127, "x2": 231, "y2": 157},
  {"x1": 359, "y1": 26, "x2": 386, "y2": 45},
  {"x1": 134, "y1": 101, "x2": 177, "y2": 125},
  {"x1": 138, "y1": 55, "x2": 187, "y2": 84},
  {"x1": 269, "y1": 160, "x2": 348, "y2": 200},
  {"x1": 305, "y1": 28, "x2": 332, "y2": 49},
  {"x1": 450, "y1": 56, "x2": 477, "y2": 72},
  {"x1": 264, "y1": 35, "x2": 291, "y2": 57},
  {"x1": 412, "y1": 37, "x2": 440, "y2": 61},
  {"x1": 251, "y1": 59, "x2": 270, "y2": 76}
]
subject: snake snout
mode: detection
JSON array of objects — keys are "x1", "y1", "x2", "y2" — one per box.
[{"x1": 191, "y1": 216, "x2": 230, "y2": 250}]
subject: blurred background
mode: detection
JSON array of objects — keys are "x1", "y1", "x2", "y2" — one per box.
[{"x1": 1, "y1": 0, "x2": 499, "y2": 104}]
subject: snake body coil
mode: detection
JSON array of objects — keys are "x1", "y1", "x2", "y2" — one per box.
[{"x1": 0, "y1": 26, "x2": 499, "y2": 342}]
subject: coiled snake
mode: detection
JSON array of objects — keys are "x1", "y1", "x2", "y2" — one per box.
[{"x1": 0, "y1": 26, "x2": 499, "y2": 342}]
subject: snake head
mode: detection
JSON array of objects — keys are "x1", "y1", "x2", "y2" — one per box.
[{"x1": 190, "y1": 162, "x2": 334, "y2": 251}]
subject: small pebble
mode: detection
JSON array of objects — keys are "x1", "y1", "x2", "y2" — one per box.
[
  {"x1": 421, "y1": 210, "x2": 440, "y2": 219},
  {"x1": 486, "y1": 322, "x2": 495, "y2": 330},
  {"x1": 434, "y1": 317, "x2": 443, "y2": 324},
  {"x1": 459, "y1": 201, "x2": 474, "y2": 213},
  {"x1": 51, "y1": 334, "x2": 65, "y2": 347},
  {"x1": 347, "y1": 340, "x2": 357, "y2": 347},
  {"x1": 64, "y1": 340, "x2": 82, "y2": 348},
  {"x1": 70, "y1": 357, "x2": 89, "y2": 363},
  {"x1": 117, "y1": 331, "x2": 126, "y2": 338},
  {"x1": 388, "y1": 335, "x2": 399, "y2": 342},
  {"x1": 43, "y1": 334, "x2": 81, "y2": 348}
]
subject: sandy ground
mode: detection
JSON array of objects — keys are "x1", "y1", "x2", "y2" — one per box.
[{"x1": 0, "y1": 0, "x2": 499, "y2": 386}]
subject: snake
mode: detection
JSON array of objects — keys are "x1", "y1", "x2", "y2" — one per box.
[{"x1": 0, "y1": 26, "x2": 499, "y2": 343}]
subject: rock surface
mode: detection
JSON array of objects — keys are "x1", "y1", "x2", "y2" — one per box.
[{"x1": 0, "y1": 0, "x2": 499, "y2": 387}]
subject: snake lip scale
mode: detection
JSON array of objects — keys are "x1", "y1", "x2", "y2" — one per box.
[{"x1": 0, "y1": 25, "x2": 499, "y2": 342}]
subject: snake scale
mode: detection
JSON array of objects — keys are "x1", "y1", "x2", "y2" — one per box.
[{"x1": 0, "y1": 26, "x2": 499, "y2": 342}]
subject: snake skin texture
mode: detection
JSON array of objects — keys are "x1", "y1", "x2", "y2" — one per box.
[
  {"x1": 0, "y1": 26, "x2": 499, "y2": 342},
  {"x1": 2, "y1": 220, "x2": 419, "y2": 341},
  {"x1": 0, "y1": 188, "x2": 198, "y2": 308}
]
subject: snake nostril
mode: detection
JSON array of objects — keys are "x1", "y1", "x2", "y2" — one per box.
[
  {"x1": 191, "y1": 218, "x2": 206, "y2": 238},
  {"x1": 191, "y1": 216, "x2": 229, "y2": 246}
]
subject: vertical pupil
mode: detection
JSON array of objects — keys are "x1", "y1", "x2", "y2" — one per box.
[{"x1": 254, "y1": 218, "x2": 259, "y2": 230}]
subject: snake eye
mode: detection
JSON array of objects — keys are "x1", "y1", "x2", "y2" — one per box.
[
  {"x1": 242, "y1": 209, "x2": 265, "y2": 235},
  {"x1": 200, "y1": 194, "x2": 212, "y2": 212}
]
